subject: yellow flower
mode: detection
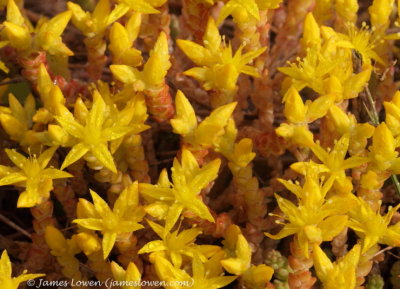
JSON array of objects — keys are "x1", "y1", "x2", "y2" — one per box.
[
  {"x1": 67, "y1": 0, "x2": 129, "y2": 36},
  {"x1": 348, "y1": 197, "x2": 400, "y2": 253},
  {"x1": 217, "y1": 0, "x2": 261, "y2": 24},
  {"x1": 109, "y1": 13, "x2": 142, "y2": 66},
  {"x1": 217, "y1": 0, "x2": 283, "y2": 25},
  {"x1": 279, "y1": 47, "x2": 337, "y2": 95},
  {"x1": 280, "y1": 28, "x2": 372, "y2": 102},
  {"x1": 335, "y1": 23, "x2": 385, "y2": 65},
  {"x1": 313, "y1": 244, "x2": 361, "y2": 289},
  {"x1": 54, "y1": 90, "x2": 135, "y2": 173},
  {"x1": 177, "y1": 18, "x2": 265, "y2": 92},
  {"x1": 368, "y1": 122, "x2": 400, "y2": 173},
  {"x1": 221, "y1": 225, "x2": 252, "y2": 275},
  {"x1": 111, "y1": 261, "x2": 141, "y2": 289},
  {"x1": 3, "y1": 0, "x2": 31, "y2": 50},
  {"x1": 282, "y1": 86, "x2": 333, "y2": 124},
  {"x1": 0, "y1": 146, "x2": 72, "y2": 207},
  {"x1": 327, "y1": 105, "x2": 374, "y2": 154},
  {"x1": 4, "y1": 0, "x2": 73, "y2": 55},
  {"x1": 110, "y1": 32, "x2": 170, "y2": 90},
  {"x1": 45, "y1": 226, "x2": 81, "y2": 257},
  {"x1": 221, "y1": 224, "x2": 274, "y2": 287},
  {"x1": 0, "y1": 250, "x2": 44, "y2": 289},
  {"x1": 384, "y1": 91, "x2": 400, "y2": 137},
  {"x1": 276, "y1": 86, "x2": 333, "y2": 147},
  {"x1": 154, "y1": 254, "x2": 237, "y2": 289},
  {"x1": 35, "y1": 11, "x2": 74, "y2": 56},
  {"x1": 293, "y1": 134, "x2": 369, "y2": 187},
  {"x1": 44, "y1": 226, "x2": 81, "y2": 279},
  {"x1": 0, "y1": 93, "x2": 43, "y2": 146},
  {"x1": 73, "y1": 182, "x2": 145, "y2": 259},
  {"x1": 139, "y1": 219, "x2": 202, "y2": 268},
  {"x1": 265, "y1": 174, "x2": 353, "y2": 257},
  {"x1": 171, "y1": 90, "x2": 237, "y2": 150},
  {"x1": 214, "y1": 119, "x2": 256, "y2": 168},
  {"x1": 74, "y1": 232, "x2": 102, "y2": 256},
  {"x1": 33, "y1": 64, "x2": 70, "y2": 124},
  {"x1": 302, "y1": 13, "x2": 321, "y2": 49},
  {"x1": 139, "y1": 149, "x2": 220, "y2": 232}
]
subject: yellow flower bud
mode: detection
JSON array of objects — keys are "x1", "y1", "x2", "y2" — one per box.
[{"x1": 75, "y1": 232, "x2": 102, "y2": 255}]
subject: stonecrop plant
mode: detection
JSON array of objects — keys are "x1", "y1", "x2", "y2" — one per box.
[{"x1": 2, "y1": 1, "x2": 400, "y2": 289}]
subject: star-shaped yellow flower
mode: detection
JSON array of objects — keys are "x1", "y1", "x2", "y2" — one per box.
[
  {"x1": 0, "y1": 250, "x2": 44, "y2": 289},
  {"x1": 154, "y1": 254, "x2": 237, "y2": 289},
  {"x1": 265, "y1": 175, "x2": 354, "y2": 257},
  {"x1": 67, "y1": 0, "x2": 129, "y2": 36},
  {"x1": 292, "y1": 134, "x2": 369, "y2": 188},
  {"x1": 111, "y1": 261, "x2": 141, "y2": 289},
  {"x1": 139, "y1": 219, "x2": 202, "y2": 268},
  {"x1": 177, "y1": 18, "x2": 265, "y2": 97},
  {"x1": 368, "y1": 122, "x2": 400, "y2": 173},
  {"x1": 0, "y1": 93, "x2": 44, "y2": 147},
  {"x1": 313, "y1": 244, "x2": 361, "y2": 289},
  {"x1": 109, "y1": 13, "x2": 142, "y2": 66},
  {"x1": 221, "y1": 224, "x2": 274, "y2": 288},
  {"x1": 0, "y1": 146, "x2": 72, "y2": 207},
  {"x1": 171, "y1": 90, "x2": 237, "y2": 151},
  {"x1": 110, "y1": 31, "x2": 171, "y2": 91},
  {"x1": 276, "y1": 86, "x2": 333, "y2": 147},
  {"x1": 4, "y1": 0, "x2": 73, "y2": 55},
  {"x1": 73, "y1": 182, "x2": 145, "y2": 259},
  {"x1": 54, "y1": 90, "x2": 134, "y2": 173},
  {"x1": 349, "y1": 197, "x2": 400, "y2": 253},
  {"x1": 140, "y1": 149, "x2": 220, "y2": 232}
]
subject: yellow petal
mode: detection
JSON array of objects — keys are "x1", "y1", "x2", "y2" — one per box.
[
  {"x1": 203, "y1": 18, "x2": 221, "y2": 52},
  {"x1": 73, "y1": 218, "x2": 104, "y2": 231},
  {"x1": 138, "y1": 240, "x2": 167, "y2": 254},
  {"x1": 102, "y1": 231, "x2": 117, "y2": 259},
  {"x1": 6, "y1": 0, "x2": 24, "y2": 25},
  {"x1": 75, "y1": 232, "x2": 101, "y2": 255},
  {"x1": 3, "y1": 21, "x2": 30, "y2": 50},
  {"x1": 0, "y1": 250, "x2": 12, "y2": 277},
  {"x1": 41, "y1": 168, "x2": 73, "y2": 179},
  {"x1": 306, "y1": 94, "x2": 333, "y2": 122},
  {"x1": 110, "y1": 65, "x2": 140, "y2": 84},
  {"x1": 313, "y1": 244, "x2": 333, "y2": 282},
  {"x1": 143, "y1": 32, "x2": 170, "y2": 87},
  {"x1": 177, "y1": 39, "x2": 210, "y2": 66},
  {"x1": 4, "y1": 149, "x2": 27, "y2": 169},
  {"x1": 369, "y1": 0, "x2": 392, "y2": 27},
  {"x1": 302, "y1": 13, "x2": 321, "y2": 49},
  {"x1": 61, "y1": 142, "x2": 89, "y2": 170},
  {"x1": 283, "y1": 87, "x2": 306, "y2": 123},
  {"x1": 170, "y1": 90, "x2": 197, "y2": 136},
  {"x1": 320, "y1": 215, "x2": 348, "y2": 241},
  {"x1": 91, "y1": 143, "x2": 117, "y2": 173},
  {"x1": 45, "y1": 226, "x2": 67, "y2": 256}
]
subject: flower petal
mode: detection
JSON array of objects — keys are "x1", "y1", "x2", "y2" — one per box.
[
  {"x1": 91, "y1": 143, "x2": 117, "y2": 173},
  {"x1": 61, "y1": 142, "x2": 89, "y2": 170},
  {"x1": 73, "y1": 218, "x2": 104, "y2": 231},
  {"x1": 102, "y1": 231, "x2": 117, "y2": 259},
  {"x1": 138, "y1": 240, "x2": 166, "y2": 254},
  {"x1": 0, "y1": 172, "x2": 27, "y2": 186}
]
